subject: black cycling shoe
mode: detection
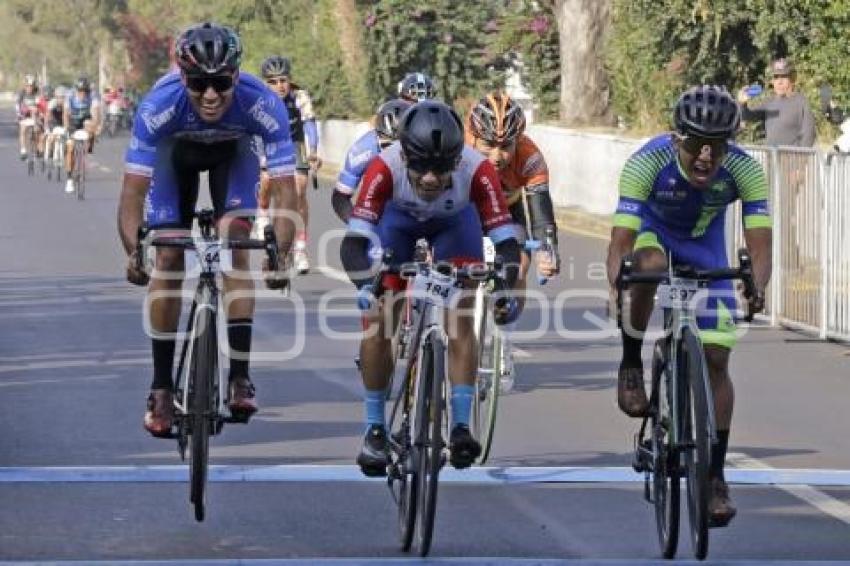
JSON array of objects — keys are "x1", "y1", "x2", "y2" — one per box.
[
  {"x1": 357, "y1": 424, "x2": 389, "y2": 477},
  {"x1": 449, "y1": 424, "x2": 481, "y2": 469}
]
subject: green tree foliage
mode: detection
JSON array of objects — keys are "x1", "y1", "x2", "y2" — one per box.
[
  {"x1": 358, "y1": 0, "x2": 505, "y2": 107},
  {"x1": 606, "y1": 0, "x2": 850, "y2": 138},
  {"x1": 492, "y1": 1, "x2": 561, "y2": 120}
]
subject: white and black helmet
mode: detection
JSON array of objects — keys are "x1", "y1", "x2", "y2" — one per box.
[
  {"x1": 397, "y1": 72, "x2": 437, "y2": 102},
  {"x1": 674, "y1": 85, "x2": 741, "y2": 139},
  {"x1": 374, "y1": 99, "x2": 412, "y2": 140}
]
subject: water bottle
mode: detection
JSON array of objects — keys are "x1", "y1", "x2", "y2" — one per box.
[{"x1": 745, "y1": 84, "x2": 763, "y2": 97}]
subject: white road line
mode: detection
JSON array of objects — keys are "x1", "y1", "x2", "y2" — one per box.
[
  {"x1": 9, "y1": 559, "x2": 840, "y2": 566},
  {"x1": 0, "y1": 357, "x2": 149, "y2": 373},
  {"x1": 4, "y1": 464, "x2": 850, "y2": 486},
  {"x1": 512, "y1": 346, "x2": 532, "y2": 358},
  {"x1": 728, "y1": 452, "x2": 850, "y2": 525},
  {"x1": 0, "y1": 373, "x2": 120, "y2": 388}
]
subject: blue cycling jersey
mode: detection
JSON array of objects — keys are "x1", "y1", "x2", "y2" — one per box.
[
  {"x1": 124, "y1": 71, "x2": 296, "y2": 179},
  {"x1": 66, "y1": 93, "x2": 98, "y2": 124},
  {"x1": 614, "y1": 134, "x2": 771, "y2": 239},
  {"x1": 336, "y1": 129, "x2": 381, "y2": 196}
]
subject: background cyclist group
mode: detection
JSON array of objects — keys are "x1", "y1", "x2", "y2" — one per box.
[
  {"x1": 15, "y1": 73, "x2": 136, "y2": 193},
  {"x1": 112, "y1": 21, "x2": 772, "y2": 536}
]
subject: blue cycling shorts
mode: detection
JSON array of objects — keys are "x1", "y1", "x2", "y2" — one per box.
[
  {"x1": 634, "y1": 224, "x2": 738, "y2": 349},
  {"x1": 145, "y1": 136, "x2": 260, "y2": 229},
  {"x1": 376, "y1": 203, "x2": 485, "y2": 264}
]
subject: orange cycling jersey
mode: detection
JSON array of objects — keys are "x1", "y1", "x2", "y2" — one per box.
[{"x1": 466, "y1": 133, "x2": 549, "y2": 206}]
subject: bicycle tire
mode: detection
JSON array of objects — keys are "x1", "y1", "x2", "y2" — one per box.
[
  {"x1": 651, "y1": 338, "x2": 680, "y2": 559},
  {"x1": 26, "y1": 129, "x2": 36, "y2": 176},
  {"x1": 473, "y1": 298, "x2": 500, "y2": 464},
  {"x1": 189, "y1": 304, "x2": 216, "y2": 522},
  {"x1": 75, "y1": 142, "x2": 85, "y2": 201},
  {"x1": 396, "y1": 359, "x2": 418, "y2": 552},
  {"x1": 681, "y1": 328, "x2": 711, "y2": 559},
  {"x1": 415, "y1": 333, "x2": 445, "y2": 557}
]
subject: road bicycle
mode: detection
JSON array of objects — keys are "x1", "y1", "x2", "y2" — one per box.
[
  {"x1": 617, "y1": 248, "x2": 755, "y2": 560},
  {"x1": 136, "y1": 209, "x2": 279, "y2": 522}
]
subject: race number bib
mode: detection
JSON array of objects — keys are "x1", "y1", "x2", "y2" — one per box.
[
  {"x1": 656, "y1": 278, "x2": 700, "y2": 309},
  {"x1": 411, "y1": 270, "x2": 463, "y2": 308},
  {"x1": 482, "y1": 237, "x2": 496, "y2": 263}
]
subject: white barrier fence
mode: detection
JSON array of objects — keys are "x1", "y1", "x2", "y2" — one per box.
[{"x1": 318, "y1": 120, "x2": 849, "y2": 342}]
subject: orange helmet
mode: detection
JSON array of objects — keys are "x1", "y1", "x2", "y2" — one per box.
[{"x1": 467, "y1": 92, "x2": 526, "y2": 144}]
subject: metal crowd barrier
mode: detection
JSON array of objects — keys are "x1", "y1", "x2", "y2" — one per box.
[{"x1": 731, "y1": 146, "x2": 850, "y2": 342}]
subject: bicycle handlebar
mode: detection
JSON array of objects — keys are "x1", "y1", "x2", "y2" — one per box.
[{"x1": 616, "y1": 248, "x2": 759, "y2": 322}]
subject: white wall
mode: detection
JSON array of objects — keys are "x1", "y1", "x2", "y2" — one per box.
[{"x1": 317, "y1": 118, "x2": 646, "y2": 217}]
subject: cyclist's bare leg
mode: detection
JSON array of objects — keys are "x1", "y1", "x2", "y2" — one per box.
[
  {"x1": 18, "y1": 122, "x2": 28, "y2": 153},
  {"x1": 295, "y1": 172, "x2": 308, "y2": 242},
  {"x1": 704, "y1": 343, "x2": 736, "y2": 523},
  {"x1": 359, "y1": 293, "x2": 402, "y2": 392},
  {"x1": 84, "y1": 119, "x2": 97, "y2": 152},
  {"x1": 65, "y1": 138, "x2": 75, "y2": 174},
  {"x1": 446, "y1": 292, "x2": 477, "y2": 387},
  {"x1": 617, "y1": 248, "x2": 666, "y2": 416},
  {"x1": 220, "y1": 219, "x2": 255, "y2": 322},
  {"x1": 704, "y1": 345, "x2": 733, "y2": 429}
]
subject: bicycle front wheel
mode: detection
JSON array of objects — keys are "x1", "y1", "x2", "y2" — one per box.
[
  {"x1": 415, "y1": 333, "x2": 445, "y2": 557},
  {"x1": 681, "y1": 328, "x2": 711, "y2": 560},
  {"x1": 189, "y1": 304, "x2": 216, "y2": 522},
  {"x1": 651, "y1": 338, "x2": 680, "y2": 559},
  {"x1": 473, "y1": 297, "x2": 500, "y2": 464},
  {"x1": 396, "y1": 360, "x2": 418, "y2": 552}
]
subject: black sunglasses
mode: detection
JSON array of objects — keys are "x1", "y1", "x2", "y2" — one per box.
[
  {"x1": 186, "y1": 75, "x2": 234, "y2": 94},
  {"x1": 407, "y1": 157, "x2": 457, "y2": 175},
  {"x1": 680, "y1": 135, "x2": 728, "y2": 156}
]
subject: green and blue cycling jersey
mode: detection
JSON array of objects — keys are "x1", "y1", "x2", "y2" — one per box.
[{"x1": 614, "y1": 134, "x2": 771, "y2": 348}]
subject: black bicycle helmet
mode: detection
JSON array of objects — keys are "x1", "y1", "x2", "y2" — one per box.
[
  {"x1": 674, "y1": 85, "x2": 740, "y2": 139},
  {"x1": 397, "y1": 72, "x2": 437, "y2": 102},
  {"x1": 74, "y1": 76, "x2": 91, "y2": 92},
  {"x1": 174, "y1": 22, "x2": 242, "y2": 75},
  {"x1": 398, "y1": 101, "x2": 464, "y2": 171},
  {"x1": 375, "y1": 99, "x2": 412, "y2": 140},
  {"x1": 260, "y1": 55, "x2": 291, "y2": 78}
]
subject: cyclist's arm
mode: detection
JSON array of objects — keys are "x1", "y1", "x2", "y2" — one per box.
[
  {"x1": 469, "y1": 158, "x2": 523, "y2": 287},
  {"x1": 744, "y1": 227, "x2": 772, "y2": 292},
  {"x1": 332, "y1": 189, "x2": 354, "y2": 223},
  {"x1": 297, "y1": 90, "x2": 319, "y2": 156},
  {"x1": 266, "y1": 175, "x2": 297, "y2": 256},
  {"x1": 118, "y1": 173, "x2": 151, "y2": 254},
  {"x1": 728, "y1": 149, "x2": 773, "y2": 292},
  {"x1": 340, "y1": 156, "x2": 393, "y2": 288},
  {"x1": 607, "y1": 146, "x2": 657, "y2": 286}
]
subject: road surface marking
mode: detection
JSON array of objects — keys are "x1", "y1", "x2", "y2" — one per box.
[{"x1": 5, "y1": 464, "x2": 850, "y2": 487}]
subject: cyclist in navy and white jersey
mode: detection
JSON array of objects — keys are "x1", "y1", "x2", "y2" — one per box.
[
  {"x1": 117, "y1": 22, "x2": 298, "y2": 438},
  {"x1": 63, "y1": 76, "x2": 102, "y2": 193},
  {"x1": 332, "y1": 98, "x2": 411, "y2": 222},
  {"x1": 340, "y1": 101, "x2": 523, "y2": 476}
]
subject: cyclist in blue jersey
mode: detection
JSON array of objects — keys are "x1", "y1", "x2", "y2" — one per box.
[
  {"x1": 332, "y1": 98, "x2": 411, "y2": 222},
  {"x1": 606, "y1": 85, "x2": 772, "y2": 527},
  {"x1": 117, "y1": 23, "x2": 298, "y2": 437},
  {"x1": 63, "y1": 76, "x2": 101, "y2": 193},
  {"x1": 258, "y1": 56, "x2": 320, "y2": 274}
]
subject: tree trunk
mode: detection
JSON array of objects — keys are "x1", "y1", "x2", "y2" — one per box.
[
  {"x1": 554, "y1": 0, "x2": 612, "y2": 126},
  {"x1": 332, "y1": 0, "x2": 369, "y2": 102}
]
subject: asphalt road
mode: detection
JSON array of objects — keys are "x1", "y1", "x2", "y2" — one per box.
[{"x1": 0, "y1": 109, "x2": 849, "y2": 565}]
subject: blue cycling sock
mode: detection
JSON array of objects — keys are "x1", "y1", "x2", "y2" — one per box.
[
  {"x1": 450, "y1": 384, "x2": 475, "y2": 427},
  {"x1": 364, "y1": 388, "x2": 387, "y2": 429}
]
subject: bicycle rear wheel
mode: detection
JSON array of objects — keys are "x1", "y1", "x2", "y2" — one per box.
[
  {"x1": 27, "y1": 132, "x2": 35, "y2": 176},
  {"x1": 472, "y1": 293, "x2": 500, "y2": 464},
  {"x1": 415, "y1": 334, "x2": 445, "y2": 557},
  {"x1": 189, "y1": 304, "x2": 216, "y2": 522},
  {"x1": 681, "y1": 328, "x2": 711, "y2": 559},
  {"x1": 651, "y1": 338, "x2": 680, "y2": 559}
]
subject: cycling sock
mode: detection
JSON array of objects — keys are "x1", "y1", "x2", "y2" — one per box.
[
  {"x1": 227, "y1": 318, "x2": 253, "y2": 380},
  {"x1": 364, "y1": 388, "x2": 387, "y2": 428},
  {"x1": 711, "y1": 429, "x2": 730, "y2": 481},
  {"x1": 450, "y1": 384, "x2": 475, "y2": 427},
  {"x1": 151, "y1": 337, "x2": 176, "y2": 390},
  {"x1": 620, "y1": 328, "x2": 644, "y2": 369}
]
